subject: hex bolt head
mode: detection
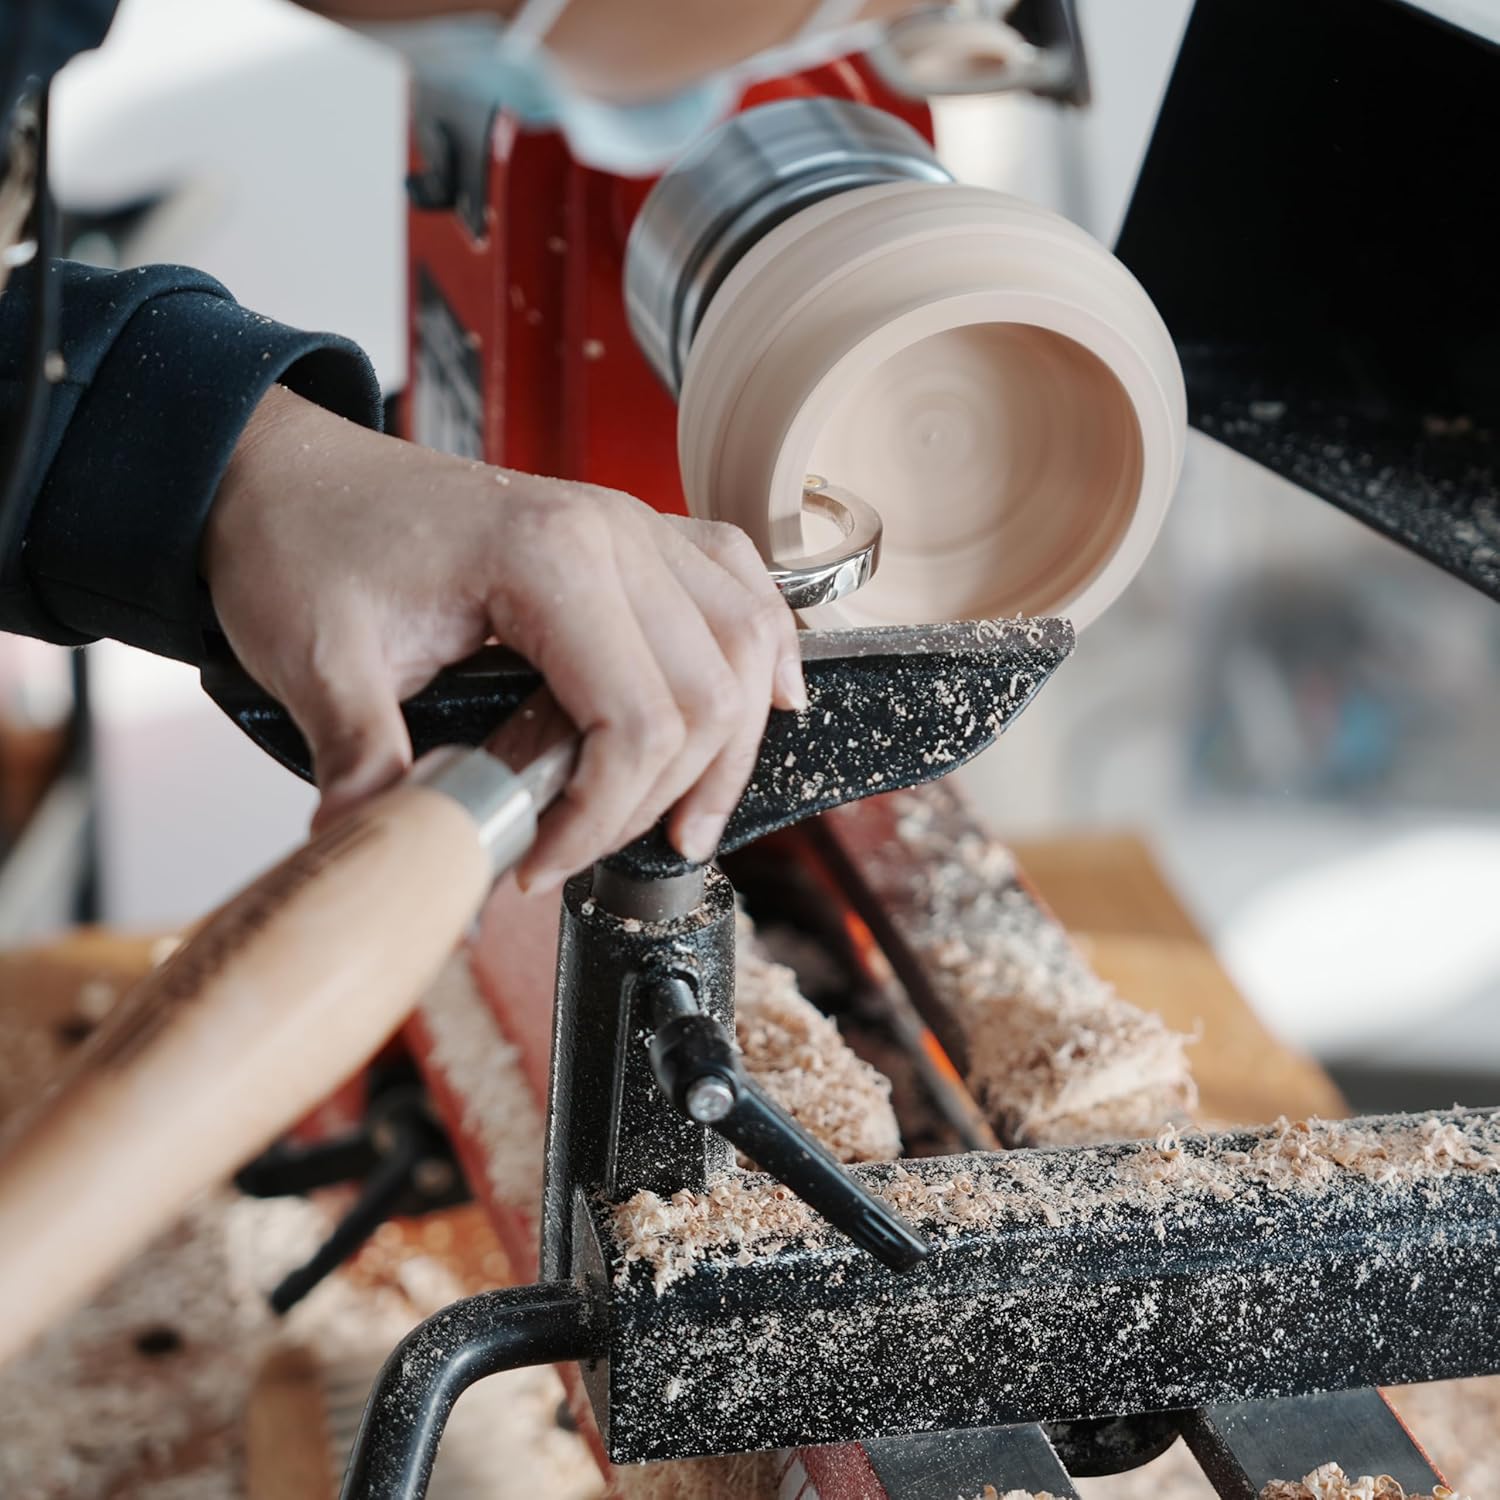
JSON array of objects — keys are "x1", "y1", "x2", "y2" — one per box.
[{"x1": 685, "y1": 1076, "x2": 736, "y2": 1124}]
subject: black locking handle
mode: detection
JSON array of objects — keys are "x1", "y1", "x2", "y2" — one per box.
[{"x1": 642, "y1": 974, "x2": 929, "y2": 1273}]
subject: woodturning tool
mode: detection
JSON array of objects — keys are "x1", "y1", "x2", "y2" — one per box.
[{"x1": 0, "y1": 524, "x2": 888, "y2": 1368}]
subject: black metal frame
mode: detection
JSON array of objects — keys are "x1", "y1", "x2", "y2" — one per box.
[
  {"x1": 207, "y1": 622, "x2": 1490, "y2": 1498},
  {"x1": 581, "y1": 1115, "x2": 1500, "y2": 1462},
  {"x1": 1116, "y1": 0, "x2": 1500, "y2": 602},
  {"x1": 338, "y1": 1283, "x2": 602, "y2": 1500},
  {"x1": 1184, "y1": 1389, "x2": 1449, "y2": 1498}
]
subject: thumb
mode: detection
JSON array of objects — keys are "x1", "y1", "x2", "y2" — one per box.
[{"x1": 280, "y1": 636, "x2": 414, "y2": 834}]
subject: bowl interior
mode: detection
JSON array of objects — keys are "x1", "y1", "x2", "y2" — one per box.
[{"x1": 805, "y1": 320, "x2": 1145, "y2": 625}]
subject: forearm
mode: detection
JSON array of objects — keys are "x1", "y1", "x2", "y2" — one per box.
[{"x1": 0, "y1": 261, "x2": 381, "y2": 662}]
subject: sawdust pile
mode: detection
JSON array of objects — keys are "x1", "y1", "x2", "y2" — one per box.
[
  {"x1": 610, "y1": 1450, "x2": 786, "y2": 1500},
  {"x1": 1260, "y1": 1463, "x2": 1467, "y2": 1500},
  {"x1": 610, "y1": 1110, "x2": 1500, "y2": 1289},
  {"x1": 0, "y1": 953, "x2": 601, "y2": 1500},
  {"x1": 964, "y1": 1488, "x2": 1061, "y2": 1500},
  {"x1": 734, "y1": 909, "x2": 901, "y2": 1164},
  {"x1": 1132, "y1": 1113, "x2": 1500, "y2": 1201},
  {"x1": 0, "y1": 1191, "x2": 274, "y2": 1500},
  {"x1": 417, "y1": 952, "x2": 547, "y2": 1211},
  {"x1": 0, "y1": 1140, "x2": 601, "y2": 1500},
  {"x1": 856, "y1": 786, "x2": 1197, "y2": 1145}
]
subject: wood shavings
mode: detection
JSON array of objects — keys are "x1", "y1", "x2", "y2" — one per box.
[
  {"x1": 418, "y1": 953, "x2": 546, "y2": 1211},
  {"x1": 610, "y1": 1450, "x2": 785, "y2": 1500},
  {"x1": 0, "y1": 1191, "x2": 315, "y2": 1499},
  {"x1": 0, "y1": 945, "x2": 600, "y2": 1500},
  {"x1": 609, "y1": 1109, "x2": 1500, "y2": 1289},
  {"x1": 1259, "y1": 1463, "x2": 1467, "y2": 1500},
  {"x1": 734, "y1": 910, "x2": 901, "y2": 1165},
  {"x1": 0, "y1": 1181, "x2": 604, "y2": 1500},
  {"x1": 1122, "y1": 1112, "x2": 1500, "y2": 1204},
  {"x1": 835, "y1": 786, "x2": 1197, "y2": 1147}
]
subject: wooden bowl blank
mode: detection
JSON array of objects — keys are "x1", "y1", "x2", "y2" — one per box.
[{"x1": 676, "y1": 181, "x2": 1186, "y2": 630}]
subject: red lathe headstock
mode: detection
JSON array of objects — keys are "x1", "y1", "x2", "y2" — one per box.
[{"x1": 400, "y1": 58, "x2": 931, "y2": 514}]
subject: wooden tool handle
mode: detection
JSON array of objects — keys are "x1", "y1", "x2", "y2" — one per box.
[{"x1": 0, "y1": 779, "x2": 493, "y2": 1365}]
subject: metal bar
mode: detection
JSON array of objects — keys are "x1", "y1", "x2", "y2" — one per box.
[
  {"x1": 864, "y1": 1423, "x2": 1080, "y2": 1499},
  {"x1": 1182, "y1": 1388, "x2": 1450, "y2": 1498},
  {"x1": 268, "y1": 1127, "x2": 424, "y2": 1315},
  {"x1": 338, "y1": 1282, "x2": 603, "y2": 1500},
  {"x1": 588, "y1": 1109, "x2": 1500, "y2": 1462}
]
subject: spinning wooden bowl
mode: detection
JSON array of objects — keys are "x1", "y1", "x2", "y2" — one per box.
[{"x1": 676, "y1": 178, "x2": 1186, "y2": 630}]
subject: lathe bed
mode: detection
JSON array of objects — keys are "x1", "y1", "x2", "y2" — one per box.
[{"x1": 1, "y1": 833, "x2": 1491, "y2": 1497}]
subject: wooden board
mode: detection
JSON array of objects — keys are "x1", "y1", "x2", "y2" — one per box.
[
  {"x1": 1012, "y1": 832, "x2": 1346, "y2": 1126},
  {"x1": 0, "y1": 928, "x2": 166, "y2": 1121}
]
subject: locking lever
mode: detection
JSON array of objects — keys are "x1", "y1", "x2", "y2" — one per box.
[{"x1": 641, "y1": 973, "x2": 929, "y2": 1273}]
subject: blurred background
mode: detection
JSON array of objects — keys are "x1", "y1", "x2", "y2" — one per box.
[{"x1": 8, "y1": 0, "x2": 1499, "y2": 1102}]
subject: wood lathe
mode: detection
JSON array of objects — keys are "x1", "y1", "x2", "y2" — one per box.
[{"x1": 3, "y1": 0, "x2": 1499, "y2": 1494}]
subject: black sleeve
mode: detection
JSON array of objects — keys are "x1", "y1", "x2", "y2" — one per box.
[
  {"x1": 0, "y1": 259, "x2": 383, "y2": 663},
  {"x1": 1, "y1": 1, "x2": 118, "y2": 116}
]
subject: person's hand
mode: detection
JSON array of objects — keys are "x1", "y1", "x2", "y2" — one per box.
[{"x1": 203, "y1": 385, "x2": 806, "y2": 889}]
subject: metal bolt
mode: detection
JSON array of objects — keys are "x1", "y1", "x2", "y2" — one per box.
[{"x1": 685, "y1": 1076, "x2": 736, "y2": 1123}]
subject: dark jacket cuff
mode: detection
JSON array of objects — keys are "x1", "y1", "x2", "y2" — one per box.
[{"x1": 25, "y1": 284, "x2": 382, "y2": 663}]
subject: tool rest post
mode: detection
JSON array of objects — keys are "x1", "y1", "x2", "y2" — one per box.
[{"x1": 540, "y1": 864, "x2": 738, "y2": 1282}]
